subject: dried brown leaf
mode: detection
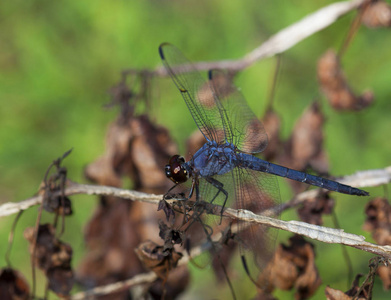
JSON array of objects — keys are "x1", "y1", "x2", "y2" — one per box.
[
  {"x1": 47, "y1": 266, "x2": 74, "y2": 297},
  {"x1": 297, "y1": 192, "x2": 334, "y2": 225},
  {"x1": 287, "y1": 102, "x2": 326, "y2": 170},
  {"x1": 23, "y1": 224, "x2": 74, "y2": 296},
  {"x1": 318, "y1": 50, "x2": 374, "y2": 111},
  {"x1": 363, "y1": 197, "x2": 391, "y2": 245},
  {"x1": 279, "y1": 102, "x2": 329, "y2": 194},
  {"x1": 261, "y1": 108, "x2": 281, "y2": 161},
  {"x1": 79, "y1": 112, "x2": 181, "y2": 299},
  {"x1": 78, "y1": 199, "x2": 144, "y2": 281},
  {"x1": 259, "y1": 235, "x2": 321, "y2": 299},
  {"x1": 148, "y1": 265, "x2": 190, "y2": 300},
  {"x1": 85, "y1": 114, "x2": 177, "y2": 191},
  {"x1": 377, "y1": 265, "x2": 391, "y2": 290},
  {"x1": 345, "y1": 273, "x2": 373, "y2": 299},
  {"x1": 24, "y1": 224, "x2": 73, "y2": 271},
  {"x1": 38, "y1": 177, "x2": 73, "y2": 216},
  {"x1": 363, "y1": 198, "x2": 391, "y2": 290},
  {"x1": 362, "y1": 1, "x2": 391, "y2": 28},
  {"x1": 135, "y1": 240, "x2": 183, "y2": 280},
  {"x1": 0, "y1": 268, "x2": 30, "y2": 300},
  {"x1": 84, "y1": 156, "x2": 122, "y2": 187},
  {"x1": 325, "y1": 286, "x2": 353, "y2": 300}
]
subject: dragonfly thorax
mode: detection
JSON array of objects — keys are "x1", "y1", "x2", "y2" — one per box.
[
  {"x1": 165, "y1": 155, "x2": 190, "y2": 184},
  {"x1": 191, "y1": 142, "x2": 238, "y2": 177}
]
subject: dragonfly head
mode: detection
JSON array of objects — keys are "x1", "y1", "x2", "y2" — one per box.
[{"x1": 165, "y1": 155, "x2": 189, "y2": 184}]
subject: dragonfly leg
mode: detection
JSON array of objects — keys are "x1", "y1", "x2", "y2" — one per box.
[
  {"x1": 163, "y1": 181, "x2": 195, "y2": 224},
  {"x1": 204, "y1": 177, "x2": 228, "y2": 224}
]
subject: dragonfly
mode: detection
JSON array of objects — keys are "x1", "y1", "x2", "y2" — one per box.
[{"x1": 159, "y1": 43, "x2": 368, "y2": 270}]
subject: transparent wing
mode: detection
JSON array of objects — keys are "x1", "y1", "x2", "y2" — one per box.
[
  {"x1": 159, "y1": 43, "x2": 226, "y2": 144},
  {"x1": 209, "y1": 69, "x2": 268, "y2": 153},
  {"x1": 195, "y1": 165, "x2": 280, "y2": 272},
  {"x1": 232, "y1": 166, "x2": 280, "y2": 270}
]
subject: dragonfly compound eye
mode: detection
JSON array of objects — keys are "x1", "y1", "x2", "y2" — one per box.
[{"x1": 165, "y1": 155, "x2": 188, "y2": 184}]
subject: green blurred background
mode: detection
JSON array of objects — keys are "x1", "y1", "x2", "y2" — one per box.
[{"x1": 0, "y1": 0, "x2": 390, "y2": 298}]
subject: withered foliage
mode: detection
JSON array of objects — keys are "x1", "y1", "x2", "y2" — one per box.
[
  {"x1": 84, "y1": 114, "x2": 177, "y2": 191},
  {"x1": 39, "y1": 149, "x2": 73, "y2": 217},
  {"x1": 24, "y1": 224, "x2": 74, "y2": 296},
  {"x1": 279, "y1": 102, "x2": 329, "y2": 194},
  {"x1": 317, "y1": 49, "x2": 374, "y2": 111},
  {"x1": 0, "y1": 268, "x2": 30, "y2": 300},
  {"x1": 261, "y1": 107, "x2": 282, "y2": 162},
  {"x1": 363, "y1": 197, "x2": 391, "y2": 245},
  {"x1": 363, "y1": 197, "x2": 391, "y2": 289},
  {"x1": 135, "y1": 240, "x2": 183, "y2": 280},
  {"x1": 77, "y1": 78, "x2": 189, "y2": 299},
  {"x1": 325, "y1": 274, "x2": 371, "y2": 300},
  {"x1": 297, "y1": 191, "x2": 334, "y2": 226},
  {"x1": 325, "y1": 255, "x2": 386, "y2": 300},
  {"x1": 362, "y1": 0, "x2": 391, "y2": 28},
  {"x1": 258, "y1": 235, "x2": 321, "y2": 300}
]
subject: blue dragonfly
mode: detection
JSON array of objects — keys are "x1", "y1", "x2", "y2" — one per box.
[{"x1": 159, "y1": 43, "x2": 368, "y2": 270}]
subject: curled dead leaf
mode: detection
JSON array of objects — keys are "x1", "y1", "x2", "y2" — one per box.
[
  {"x1": 363, "y1": 198, "x2": 391, "y2": 290},
  {"x1": 135, "y1": 240, "x2": 183, "y2": 280},
  {"x1": 286, "y1": 102, "x2": 327, "y2": 170},
  {"x1": 362, "y1": 1, "x2": 391, "y2": 28},
  {"x1": 279, "y1": 102, "x2": 329, "y2": 194},
  {"x1": 258, "y1": 235, "x2": 321, "y2": 299},
  {"x1": 0, "y1": 268, "x2": 30, "y2": 300},
  {"x1": 24, "y1": 224, "x2": 73, "y2": 272},
  {"x1": 297, "y1": 191, "x2": 334, "y2": 225},
  {"x1": 38, "y1": 180, "x2": 73, "y2": 216},
  {"x1": 24, "y1": 224, "x2": 74, "y2": 296},
  {"x1": 325, "y1": 274, "x2": 371, "y2": 300},
  {"x1": 363, "y1": 197, "x2": 391, "y2": 245},
  {"x1": 85, "y1": 114, "x2": 177, "y2": 191},
  {"x1": 318, "y1": 50, "x2": 374, "y2": 111},
  {"x1": 261, "y1": 108, "x2": 281, "y2": 161},
  {"x1": 47, "y1": 266, "x2": 74, "y2": 297}
]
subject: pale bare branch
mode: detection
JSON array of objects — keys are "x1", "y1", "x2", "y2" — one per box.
[
  {"x1": 1, "y1": 168, "x2": 390, "y2": 258},
  {"x1": 1, "y1": 165, "x2": 390, "y2": 219},
  {"x1": 124, "y1": 0, "x2": 366, "y2": 77},
  {"x1": 224, "y1": 208, "x2": 391, "y2": 259},
  {"x1": 70, "y1": 271, "x2": 158, "y2": 300}
]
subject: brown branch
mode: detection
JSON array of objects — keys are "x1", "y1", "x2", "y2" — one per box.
[{"x1": 123, "y1": 0, "x2": 365, "y2": 77}]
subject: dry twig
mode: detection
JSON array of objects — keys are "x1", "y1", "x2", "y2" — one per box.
[
  {"x1": 123, "y1": 0, "x2": 366, "y2": 77},
  {"x1": 1, "y1": 166, "x2": 390, "y2": 265}
]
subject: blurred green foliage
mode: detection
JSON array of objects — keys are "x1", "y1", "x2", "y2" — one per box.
[{"x1": 0, "y1": 0, "x2": 390, "y2": 298}]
